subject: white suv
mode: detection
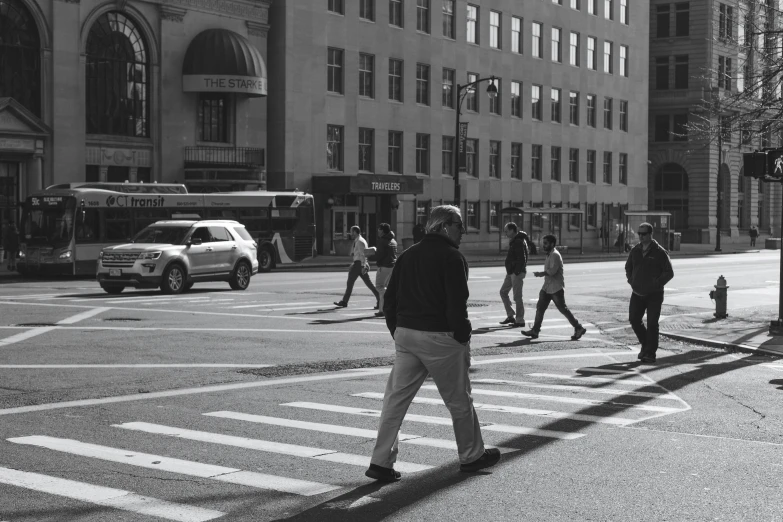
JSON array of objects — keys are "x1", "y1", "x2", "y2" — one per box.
[{"x1": 97, "y1": 220, "x2": 259, "y2": 294}]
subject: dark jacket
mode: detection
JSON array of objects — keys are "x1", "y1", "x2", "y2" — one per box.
[
  {"x1": 383, "y1": 233, "x2": 472, "y2": 343},
  {"x1": 749, "y1": 226, "x2": 759, "y2": 238},
  {"x1": 625, "y1": 239, "x2": 674, "y2": 296},
  {"x1": 368, "y1": 231, "x2": 398, "y2": 268},
  {"x1": 504, "y1": 231, "x2": 529, "y2": 275}
]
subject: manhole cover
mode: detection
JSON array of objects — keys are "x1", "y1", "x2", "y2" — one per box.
[
  {"x1": 14, "y1": 323, "x2": 56, "y2": 327},
  {"x1": 103, "y1": 318, "x2": 142, "y2": 322}
]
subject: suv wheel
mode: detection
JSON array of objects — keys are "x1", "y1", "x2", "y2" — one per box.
[
  {"x1": 229, "y1": 260, "x2": 251, "y2": 290},
  {"x1": 183, "y1": 282, "x2": 194, "y2": 292},
  {"x1": 161, "y1": 264, "x2": 186, "y2": 294},
  {"x1": 100, "y1": 284, "x2": 125, "y2": 295},
  {"x1": 258, "y1": 247, "x2": 274, "y2": 272}
]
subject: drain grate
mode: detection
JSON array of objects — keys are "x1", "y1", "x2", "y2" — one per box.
[
  {"x1": 467, "y1": 302, "x2": 490, "y2": 308},
  {"x1": 14, "y1": 323, "x2": 57, "y2": 327},
  {"x1": 103, "y1": 318, "x2": 143, "y2": 322}
]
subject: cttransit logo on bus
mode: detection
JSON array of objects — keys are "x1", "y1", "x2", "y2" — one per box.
[{"x1": 106, "y1": 195, "x2": 165, "y2": 208}]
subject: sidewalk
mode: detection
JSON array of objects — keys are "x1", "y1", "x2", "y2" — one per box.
[{"x1": 660, "y1": 313, "x2": 783, "y2": 358}]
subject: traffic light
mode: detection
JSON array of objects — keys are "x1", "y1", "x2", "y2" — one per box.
[{"x1": 743, "y1": 151, "x2": 766, "y2": 179}]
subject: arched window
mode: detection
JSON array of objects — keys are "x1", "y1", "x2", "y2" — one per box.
[
  {"x1": 653, "y1": 163, "x2": 689, "y2": 230},
  {"x1": 86, "y1": 12, "x2": 149, "y2": 137},
  {"x1": 0, "y1": 0, "x2": 41, "y2": 116}
]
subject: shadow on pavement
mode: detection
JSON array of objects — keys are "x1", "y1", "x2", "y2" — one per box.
[
  {"x1": 309, "y1": 316, "x2": 384, "y2": 325},
  {"x1": 769, "y1": 379, "x2": 783, "y2": 390}
]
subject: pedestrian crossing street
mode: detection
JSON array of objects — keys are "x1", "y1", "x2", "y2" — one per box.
[{"x1": 0, "y1": 358, "x2": 689, "y2": 521}]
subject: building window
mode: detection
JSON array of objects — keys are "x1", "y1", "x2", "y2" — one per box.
[
  {"x1": 359, "y1": 128, "x2": 374, "y2": 172},
  {"x1": 442, "y1": 136, "x2": 454, "y2": 175},
  {"x1": 511, "y1": 143, "x2": 522, "y2": 179},
  {"x1": 466, "y1": 72, "x2": 478, "y2": 112},
  {"x1": 604, "y1": 41, "x2": 613, "y2": 74},
  {"x1": 586, "y1": 94, "x2": 596, "y2": 127},
  {"x1": 605, "y1": 0, "x2": 614, "y2": 19},
  {"x1": 466, "y1": 139, "x2": 478, "y2": 177},
  {"x1": 603, "y1": 151, "x2": 612, "y2": 184},
  {"x1": 416, "y1": 63, "x2": 430, "y2": 105},
  {"x1": 467, "y1": 4, "x2": 479, "y2": 44},
  {"x1": 86, "y1": 12, "x2": 149, "y2": 136},
  {"x1": 390, "y1": 0, "x2": 404, "y2": 27},
  {"x1": 417, "y1": 0, "x2": 430, "y2": 33},
  {"x1": 416, "y1": 133, "x2": 430, "y2": 175},
  {"x1": 569, "y1": 91, "x2": 579, "y2": 125},
  {"x1": 442, "y1": 68, "x2": 455, "y2": 108},
  {"x1": 719, "y1": 3, "x2": 733, "y2": 40},
  {"x1": 359, "y1": 53, "x2": 374, "y2": 98},
  {"x1": 328, "y1": 0, "x2": 344, "y2": 14},
  {"x1": 512, "y1": 16, "x2": 523, "y2": 53},
  {"x1": 657, "y1": 5, "x2": 670, "y2": 37},
  {"x1": 603, "y1": 97, "x2": 612, "y2": 129},
  {"x1": 655, "y1": 114, "x2": 669, "y2": 141},
  {"x1": 416, "y1": 200, "x2": 431, "y2": 224},
  {"x1": 327, "y1": 48, "x2": 344, "y2": 94},
  {"x1": 676, "y1": 2, "x2": 689, "y2": 37},
  {"x1": 656, "y1": 57, "x2": 669, "y2": 90},
  {"x1": 620, "y1": 45, "x2": 628, "y2": 77},
  {"x1": 490, "y1": 11, "x2": 501, "y2": 49},
  {"x1": 327, "y1": 125, "x2": 343, "y2": 171},
  {"x1": 532, "y1": 84, "x2": 542, "y2": 121},
  {"x1": 511, "y1": 81, "x2": 522, "y2": 117},
  {"x1": 490, "y1": 201, "x2": 501, "y2": 229},
  {"x1": 718, "y1": 56, "x2": 732, "y2": 90},
  {"x1": 587, "y1": 203, "x2": 597, "y2": 227},
  {"x1": 673, "y1": 114, "x2": 688, "y2": 141},
  {"x1": 389, "y1": 58, "x2": 403, "y2": 101},
  {"x1": 388, "y1": 131, "x2": 403, "y2": 173},
  {"x1": 572, "y1": 0, "x2": 581, "y2": 9},
  {"x1": 587, "y1": 150, "x2": 596, "y2": 183},
  {"x1": 588, "y1": 0, "x2": 597, "y2": 15},
  {"x1": 489, "y1": 141, "x2": 500, "y2": 178},
  {"x1": 198, "y1": 94, "x2": 230, "y2": 143},
  {"x1": 552, "y1": 27, "x2": 562, "y2": 62},
  {"x1": 570, "y1": 32, "x2": 580, "y2": 66},
  {"x1": 619, "y1": 152, "x2": 627, "y2": 185},
  {"x1": 620, "y1": 0, "x2": 628, "y2": 24},
  {"x1": 720, "y1": 115, "x2": 731, "y2": 143},
  {"x1": 532, "y1": 144, "x2": 543, "y2": 180},
  {"x1": 619, "y1": 100, "x2": 628, "y2": 131},
  {"x1": 466, "y1": 202, "x2": 479, "y2": 229},
  {"x1": 551, "y1": 146, "x2": 562, "y2": 182},
  {"x1": 489, "y1": 78, "x2": 500, "y2": 115},
  {"x1": 674, "y1": 55, "x2": 688, "y2": 89},
  {"x1": 569, "y1": 148, "x2": 579, "y2": 182},
  {"x1": 360, "y1": 0, "x2": 375, "y2": 21},
  {"x1": 443, "y1": 0, "x2": 455, "y2": 38},
  {"x1": 532, "y1": 22, "x2": 543, "y2": 58},
  {"x1": 587, "y1": 36, "x2": 596, "y2": 70},
  {"x1": 1, "y1": 0, "x2": 41, "y2": 117},
  {"x1": 551, "y1": 88, "x2": 562, "y2": 123}
]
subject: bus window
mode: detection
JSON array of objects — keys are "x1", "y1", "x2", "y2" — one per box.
[
  {"x1": 104, "y1": 209, "x2": 132, "y2": 242},
  {"x1": 134, "y1": 209, "x2": 168, "y2": 232},
  {"x1": 239, "y1": 208, "x2": 269, "y2": 235},
  {"x1": 206, "y1": 209, "x2": 238, "y2": 220},
  {"x1": 271, "y1": 208, "x2": 297, "y2": 232},
  {"x1": 76, "y1": 209, "x2": 100, "y2": 242}
]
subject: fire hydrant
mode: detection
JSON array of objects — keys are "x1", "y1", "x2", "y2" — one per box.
[{"x1": 709, "y1": 275, "x2": 729, "y2": 319}]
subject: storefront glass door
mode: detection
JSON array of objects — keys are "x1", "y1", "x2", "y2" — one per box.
[{"x1": 0, "y1": 162, "x2": 19, "y2": 227}]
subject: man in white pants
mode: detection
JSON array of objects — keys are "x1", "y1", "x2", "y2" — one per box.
[{"x1": 364, "y1": 205, "x2": 501, "y2": 482}]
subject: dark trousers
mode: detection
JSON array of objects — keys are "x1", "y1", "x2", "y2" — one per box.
[
  {"x1": 531, "y1": 289, "x2": 581, "y2": 332},
  {"x1": 629, "y1": 291, "x2": 664, "y2": 355},
  {"x1": 342, "y1": 261, "x2": 379, "y2": 304}
]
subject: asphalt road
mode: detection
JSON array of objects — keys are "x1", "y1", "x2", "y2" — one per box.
[{"x1": 0, "y1": 251, "x2": 781, "y2": 521}]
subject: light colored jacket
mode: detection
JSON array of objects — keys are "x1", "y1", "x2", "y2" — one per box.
[
  {"x1": 352, "y1": 235, "x2": 369, "y2": 264},
  {"x1": 542, "y1": 248, "x2": 565, "y2": 294}
]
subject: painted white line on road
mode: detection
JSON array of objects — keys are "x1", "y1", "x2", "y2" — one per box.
[
  {"x1": 0, "y1": 466, "x2": 225, "y2": 522},
  {"x1": 0, "y1": 364, "x2": 274, "y2": 369},
  {"x1": 56, "y1": 307, "x2": 110, "y2": 325},
  {"x1": 470, "y1": 352, "x2": 636, "y2": 366},
  {"x1": 231, "y1": 301, "x2": 320, "y2": 309},
  {"x1": 471, "y1": 378, "x2": 679, "y2": 400},
  {"x1": 526, "y1": 373, "x2": 654, "y2": 387},
  {"x1": 114, "y1": 422, "x2": 431, "y2": 473},
  {"x1": 762, "y1": 364, "x2": 783, "y2": 372},
  {"x1": 575, "y1": 367, "x2": 640, "y2": 375},
  {"x1": 8, "y1": 436, "x2": 340, "y2": 496},
  {"x1": 0, "y1": 327, "x2": 56, "y2": 347},
  {"x1": 282, "y1": 402, "x2": 584, "y2": 440}
]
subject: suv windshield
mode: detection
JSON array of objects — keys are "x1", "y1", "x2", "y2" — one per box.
[{"x1": 133, "y1": 226, "x2": 189, "y2": 245}]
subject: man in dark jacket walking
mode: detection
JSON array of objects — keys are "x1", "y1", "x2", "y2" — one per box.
[
  {"x1": 499, "y1": 222, "x2": 528, "y2": 326},
  {"x1": 625, "y1": 222, "x2": 674, "y2": 363},
  {"x1": 368, "y1": 223, "x2": 397, "y2": 318},
  {"x1": 365, "y1": 205, "x2": 500, "y2": 483}
]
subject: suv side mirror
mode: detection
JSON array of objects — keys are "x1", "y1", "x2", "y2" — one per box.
[{"x1": 188, "y1": 237, "x2": 202, "y2": 246}]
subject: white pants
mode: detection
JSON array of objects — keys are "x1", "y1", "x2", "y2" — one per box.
[
  {"x1": 375, "y1": 266, "x2": 394, "y2": 312},
  {"x1": 370, "y1": 327, "x2": 485, "y2": 467}
]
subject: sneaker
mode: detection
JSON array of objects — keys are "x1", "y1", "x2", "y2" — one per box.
[
  {"x1": 374, "y1": 312, "x2": 385, "y2": 318},
  {"x1": 499, "y1": 317, "x2": 516, "y2": 325},
  {"x1": 459, "y1": 448, "x2": 501, "y2": 473},
  {"x1": 365, "y1": 464, "x2": 401, "y2": 482},
  {"x1": 571, "y1": 327, "x2": 587, "y2": 341},
  {"x1": 641, "y1": 354, "x2": 656, "y2": 364},
  {"x1": 521, "y1": 329, "x2": 539, "y2": 339},
  {"x1": 333, "y1": 301, "x2": 348, "y2": 308}
]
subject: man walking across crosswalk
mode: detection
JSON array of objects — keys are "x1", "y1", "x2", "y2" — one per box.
[{"x1": 365, "y1": 205, "x2": 500, "y2": 483}]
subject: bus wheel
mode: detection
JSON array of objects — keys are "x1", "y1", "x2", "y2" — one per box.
[
  {"x1": 161, "y1": 264, "x2": 186, "y2": 294},
  {"x1": 229, "y1": 260, "x2": 251, "y2": 290},
  {"x1": 100, "y1": 284, "x2": 124, "y2": 295},
  {"x1": 258, "y1": 247, "x2": 275, "y2": 273}
]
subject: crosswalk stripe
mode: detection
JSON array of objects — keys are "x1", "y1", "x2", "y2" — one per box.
[
  {"x1": 576, "y1": 368, "x2": 639, "y2": 375},
  {"x1": 351, "y1": 394, "x2": 636, "y2": 426},
  {"x1": 472, "y1": 378, "x2": 678, "y2": 400},
  {"x1": 231, "y1": 301, "x2": 320, "y2": 309},
  {"x1": 203, "y1": 411, "x2": 518, "y2": 453},
  {"x1": 526, "y1": 373, "x2": 654, "y2": 386},
  {"x1": 420, "y1": 385, "x2": 683, "y2": 413},
  {"x1": 114, "y1": 422, "x2": 432, "y2": 473},
  {"x1": 8, "y1": 436, "x2": 339, "y2": 497},
  {"x1": 0, "y1": 466, "x2": 225, "y2": 522},
  {"x1": 282, "y1": 402, "x2": 586, "y2": 438}
]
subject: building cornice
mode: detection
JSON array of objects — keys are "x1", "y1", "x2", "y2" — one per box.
[
  {"x1": 53, "y1": 0, "x2": 80, "y2": 4},
  {"x1": 141, "y1": 0, "x2": 268, "y2": 23},
  {"x1": 246, "y1": 20, "x2": 269, "y2": 38},
  {"x1": 159, "y1": 4, "x2": 187, "y2": 22}
]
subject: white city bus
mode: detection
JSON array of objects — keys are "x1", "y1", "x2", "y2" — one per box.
[{"x1": 17, "y1": 182, "x2": 315, "y2": 276}]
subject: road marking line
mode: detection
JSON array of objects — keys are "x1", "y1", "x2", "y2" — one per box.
[
  {"x1": 56, "y1": 307, "x2": 110, "y2": 325},
  {"x1": 575, "y1": 367, "x2": 640, "y2": 375},
  {"x1": 471, "y1": 378, "x2": 679, "y2": 400},
  {"x1": 526, "y1": 373, "x2": 654, "y2": 386},
  {"x1": 0, "y1": 327, "x2": 56, "y2": 347},
  {"x1": 0, "y1": 364, "x2": 274, "y2": 369},
  {"x1": 114, "y1": 422, "x2": 431, "y2": 473},
  {"x1": 254, "y1": 304, "x2": 335, "y2": 312},
  {"x1": 0, "y1": 466, "x2": 225, "y2": 522},
  {"x1": 282, "y1": 402, "x2": 585, "y2": 439},
  {"x1": 8, "y1": 436, "x2": 339, "y2": 496},
  {"x1": 231, "y1": 301, "x2": 321, "y2": 309},
  {"x1": 0, "y1": 325, "x2": 389, "y2": 334},
  {"x1": 203, "y1": 410, "x2": 518, "y2": 453},
  {"x1": 470, "y1": 352, "x2": 635, "y2": 366}
]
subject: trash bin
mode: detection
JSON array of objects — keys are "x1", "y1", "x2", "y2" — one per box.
[{"x1": 671, "y1": 232, "x2": 681, "y2": 251}]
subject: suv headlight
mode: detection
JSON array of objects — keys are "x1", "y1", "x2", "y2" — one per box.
[
  {"x1": 139, "y1": 252, "x2": 162, "y2": 260},
  {"x1": 59, "y1": 250, "x2": 72, "y2": 259}
]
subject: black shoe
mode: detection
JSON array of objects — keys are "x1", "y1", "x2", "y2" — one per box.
[
  {"x1": 521, "y1": 329, "x2": 539, "y2": 339},
  {"x1": 373, "y1": 304, "x2": 379, "y2": 310},
  {"x1": 365, "y1": 464, "x2": 401, "y2": 482},
  {"x1": 513, "y1": 322, "x2": 526, "y2": 328},
  {"x1": 333, "y1": 301, "x2": 347, "y2": 308},
  {"x1": 459, "y1": 448, "x2": 501, "y2": 473},
  {"x1": 374, "y1": 312, "x2": 385, "y2": 318},
  {"x1": 571, "y1": 327, "x2": 587, "y2": 341},
  {"x1": 641, "y1": 354, "x2": 656, "y2": 364},
  {"x1": 499, "y1": 317, "x2": 516, "y2": 325}
]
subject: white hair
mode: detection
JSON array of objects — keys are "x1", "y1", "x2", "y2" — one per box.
[{"x1": 425, "y1": 205, "x2": 462, "y2": 234}]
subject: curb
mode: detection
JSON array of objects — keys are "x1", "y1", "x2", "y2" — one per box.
[{"x1": 660, "y1": 331, "x2": 783, "y2": 358}]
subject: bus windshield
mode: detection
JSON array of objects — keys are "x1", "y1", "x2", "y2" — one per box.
[
  {"x1": 132, "y1": 225, "x2": 189, "y2": 245},
  {"x1": 22, "y1": 198, "x2": 76, "y2": 245}
]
